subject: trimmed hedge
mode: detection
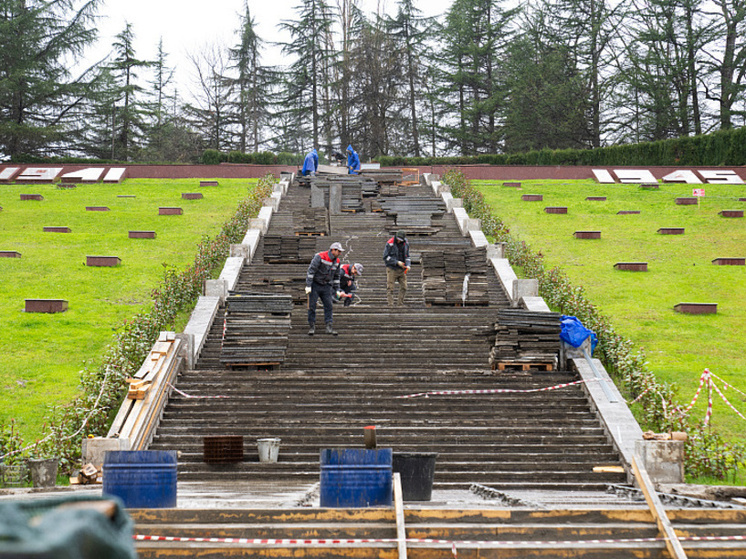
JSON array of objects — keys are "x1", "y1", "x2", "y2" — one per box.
[
  {"x1": 201, "y1": 150, "x2": 305, "y2": 166},
  {"x1": 378, "y1": 127, "x2": 746, "y2": 167}
]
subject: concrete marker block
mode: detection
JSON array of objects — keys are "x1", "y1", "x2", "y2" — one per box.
[
  {"x1": 263, "y1": 196, "x2": 280, "y2": 211},
  {"x1": 487, "y1": 243, "x2": 505, "y2": 259},
  {"x1": 205, "y1": 279, "x2": 228, "y2": 302},
  {"x1": 465, "y1": 217, "x2": 481, "y2": 232},
  {"x1": 249, "y1": 218, "x2": 268, "y2": 234},
  {"x1": 175, "y1": 332, "x2": 195, "y2": 370},
  {"x1": 230, "y1": 244, "x2": 249, "y2": 259},
  {"x1": 635, "y1": 440, "x2": 684, "y2": 484},
  {"x1": 82, "y1": 437, "x2": 131, "y2": 471},
  {"x1": 512, "y1": 279, "x2": 539, "y2": 307}
]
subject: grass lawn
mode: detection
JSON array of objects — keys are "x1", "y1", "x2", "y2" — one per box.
[
  {"x1": 0, "y1": 178, "x2": 257, "y2": 443},
  {"x1": 474, "y1": 179, "x2": 746, "y2": 441}
]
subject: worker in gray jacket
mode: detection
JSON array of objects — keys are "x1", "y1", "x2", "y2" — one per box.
[
  {"x1": 383, "y1": 231, "x2": 410, "y2": 306},
  {"x1": 305, "y1": 242, "x2": 344, "y2": 335}
]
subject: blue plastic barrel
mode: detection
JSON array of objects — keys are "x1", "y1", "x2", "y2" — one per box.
[
  {"x1": 320, "y1": 448, "x2": 392, "y2": 507},
  {"x1": 103, "y1": 450, "x2": 177, "y2": 508}
]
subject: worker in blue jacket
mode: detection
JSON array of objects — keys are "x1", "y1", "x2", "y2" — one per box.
[
  {"x1": 301, "y1": 148, "x2": 318, "y2": 176},
  {"x1": 305, "y1": 242, "x2": 344, "y2": 335},
  {"x1": 346, "y1": 144, "x2": 360, "y2": 175},
  {"x1": 383, "y1": 231, "x2": 410, "y2": 307}
]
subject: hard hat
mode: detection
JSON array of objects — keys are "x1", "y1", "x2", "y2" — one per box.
[
  {"x1": 330, "y1": 242, "x2": 345, "y2": 251},
  {"x1": 353, "y1": 263, "x2": 364, "y2": 275}
]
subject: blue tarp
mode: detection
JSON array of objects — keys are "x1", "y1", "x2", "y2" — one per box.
[{"x1": 560, "y1": 315, "x2": 598, "y2": 354}]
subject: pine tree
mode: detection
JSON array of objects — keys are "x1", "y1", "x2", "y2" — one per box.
[
  {"x1": 279, "y1": 0, "x2": 336, "y2": 149},
  {"x1": 386, "y1": 0, "x2": 431, "y2": 157},
  {"x1": 108, "y1": 23, "x2": 152, "y2": 160},
  {"x1": 0, "y1": 0, "x2": 101, "y2": 158},
  {"x1": 437, "y1": 0, "x2": 518, "y2": 155},
  {"x1": 227, "y1": 4, "x2": 273, "y2": 153},
  {"x1": 504, "y1": 11, "x2": 593, "y2": 152}
]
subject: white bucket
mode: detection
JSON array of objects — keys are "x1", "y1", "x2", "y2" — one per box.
[{"x1": 257, "y1": 438, "x2": 281, "y2": 463}]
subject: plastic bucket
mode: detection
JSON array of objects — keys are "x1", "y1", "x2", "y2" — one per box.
[
  {"x1": 103, "y1": 450, "x2": 177, "y2": 508},
  {"x1": 257, "y1": 438, "x2": 281, "y2": 463},
  {"x1": 320, "y1": 448, "x2": 392, "y2": 507},
  {"x1": 393, "y1": 452, "x2": 438, "y2": 501}
]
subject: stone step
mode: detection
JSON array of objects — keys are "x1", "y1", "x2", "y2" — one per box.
[{"x1": 131, "y1": 506, "x2": 746, "y2": 558}]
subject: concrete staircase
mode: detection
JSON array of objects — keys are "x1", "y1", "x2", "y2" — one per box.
[
  {"x1": 131, "y1": 507, "x2": 746, "y2": 557},
  {"x1": 148, "y1": 179, "x2": 629, "y2": 492}
]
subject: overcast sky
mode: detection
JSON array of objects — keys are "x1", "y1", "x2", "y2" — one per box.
[{"x1": 88, "y1": 0, "x2": 453, "y2": 83}]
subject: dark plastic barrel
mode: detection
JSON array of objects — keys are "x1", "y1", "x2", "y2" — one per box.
[
  {"x1": 103, "y1": 450, "x2": 177, "y2": 508},
  {"x1": 393, "y1": 452, "x2": 438, "y2": 501},
  {"x1": 320, "y1": 448, "x2": 392, "y2": 507}
]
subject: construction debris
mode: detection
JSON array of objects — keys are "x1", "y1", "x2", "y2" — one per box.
[
  {"x1": 293, "y1": 208, "x2": 329, "y2": 236},
  {"x1": 263, "y1": 235, "x2": 317, "y2": 263},
  {"x1": 489, "y1": 309, "x2": 561, "y2": 370},
  {"x1": 421, "y1": 248, "x2": 490, "y2": 306}
]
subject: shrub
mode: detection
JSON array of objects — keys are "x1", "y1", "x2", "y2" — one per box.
[{"x1": 201, "y1": 149, "x2": 224, "y2": 165}]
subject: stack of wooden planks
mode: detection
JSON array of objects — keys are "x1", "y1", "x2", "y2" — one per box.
[
  {"x1": 220, "y1": 293, "x2": 293, "y2": 369},
  {"x1": 246, "y1": 276, "x2": 308, "y2": 304},
  {"x1": 294, "y1": 208, "x2": 329, "y2": 236},
  {"x1": 421, "y1": 247, "x2": 490, "y2": 306},
  {"x1": 379, "y1": 184, "x2": 405, "y2": 197},
  {"x1": 489, "y1": 309, "x2": 561, "y2": 371},
  {"x1": 263, "y1": 235, "x2": 317, "y2": 263},
  {"x1": 378, "y1": 196, "x2": 446, "y2": 235},
  {"x1": 360, "y1": 169, "x2": 402, "y2": 186}
]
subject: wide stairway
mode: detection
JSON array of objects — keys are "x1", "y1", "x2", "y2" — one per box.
[
  {"x1": 141, "y1": 176, "x2": 746, "y2": 557},
  {"x1": 150, "y1": 178, "x2": 626, "y2": 491}
]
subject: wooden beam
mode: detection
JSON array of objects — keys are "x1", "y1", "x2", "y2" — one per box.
[
  {"x1": 394, "y1": 472, "x2": 407, "y2": 559},
  {"x1": 631, "y1": 454, "x2": 688, "y2": 559}
]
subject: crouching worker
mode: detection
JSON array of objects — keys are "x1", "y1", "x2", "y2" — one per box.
[
  {"x1": 337, "y1": 262, "x2": 363, "y2": 306},
  {"x1": 305, "y1": 242, "x2": 344, "y2": 335}
]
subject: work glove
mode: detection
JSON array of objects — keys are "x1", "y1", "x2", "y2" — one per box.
[
  {"x1": 305, "y1": 286, "x2": 312, "y2": 295},
  {"x1": 397, "y1": 261, "x2": 405, "y2": 268},
  {"x1": 336, "y1": 291, "x2": 344, "y2": 298}
]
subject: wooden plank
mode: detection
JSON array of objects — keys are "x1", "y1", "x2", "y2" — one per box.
[
  {"x1": 393, "y1": 473, "x2": 407, "y2": 559},
  {"x1": 631, "y1": 455, "x2": 688, "y2": 559}
]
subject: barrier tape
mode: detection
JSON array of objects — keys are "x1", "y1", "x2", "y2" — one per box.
[
  {"x1": 629, "y1": 385, "x2": 653, "y2": 404},
  {"x1": 395, "y1": 379, "x2": 589, "y2": 399},
  {"x1": 711, "y1": 378, "x2": 746, "y2": 421},
  {"x1": 711, "y1": 372, "x2": 746, "y2": 399},
  {"x1": 684, "y1": 370, "x2": 709, "y2": 414},
  {"x1": 134, "y1": 534, "x2": 746, "y2": 545},
  {"x1": 167, "y1": 383, "x2": 232, "y2": 399},
  {"x1": 706, "y1": 373, "x2": 713, "y2": 426}
]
